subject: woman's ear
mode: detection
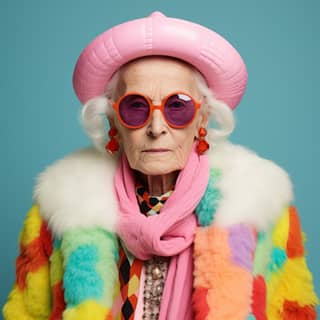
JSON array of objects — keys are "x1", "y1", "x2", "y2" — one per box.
[
  {"x1": 195, "y1": 110, "x2": 209, "y2": 138},
  {"x1": 107, "y1": 115, "x2": 122, "y2": 143},
  {"x1": 200, "y1": 111, "x2": 209, "y2": 129},
  {"x1": 107, "y1": 115, "x2": 116, "y2": 129}
]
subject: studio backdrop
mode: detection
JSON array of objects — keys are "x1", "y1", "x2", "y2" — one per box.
[{"x1": 0, "y1": 0, "x2": 319, "y2": 316}]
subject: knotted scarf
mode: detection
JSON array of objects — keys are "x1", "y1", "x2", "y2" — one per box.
[{"x1": 114, "y1": 144, "x2": 210, "y2": 319}]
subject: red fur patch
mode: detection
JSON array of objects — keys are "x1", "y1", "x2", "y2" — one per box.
[
  {"x1": 192, "y1": 286, "x2": 209, "y2": 320},
  {"x1": 16, "y1": 237, "x2": 48, "y2": 289},
  {"x1": 251, "y1": 275, "x2": 266, "y2": 320},
  {"x1": 287, "y1": 207, "x2": 304, "y2": 258},
  {"x1": 40, "y1": 222, "x2": 53, "y2": 257},
  {"x1": 283, "y1": 300, "x2": 317, "y2": 319},
  {"x1": 49, "y1": 281, "x2": 66, "y2": 320}
]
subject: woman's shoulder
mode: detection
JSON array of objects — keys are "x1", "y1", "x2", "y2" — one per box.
[
  {"x1": 207, "y1": 141, "x2": 294, "y2": 230},
  {"x1": 209, "y1": 140, "x2": 292, "y2": 182},
  {"x1": 33, "y1": 147, "x2": 119, "y2": 238}
]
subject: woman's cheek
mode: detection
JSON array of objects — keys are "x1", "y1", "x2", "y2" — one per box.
[{"x1": 175, "y1": 145, "x2": 190, "y2": 169}]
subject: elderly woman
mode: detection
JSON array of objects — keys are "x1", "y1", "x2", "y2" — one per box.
[{"x1": 3, "y1": 11, "x2": 318, "y2": 320}]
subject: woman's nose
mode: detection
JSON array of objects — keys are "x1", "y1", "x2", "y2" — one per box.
[{"x1": 146, "y1": 109, "x2": 168, "y2": 138}]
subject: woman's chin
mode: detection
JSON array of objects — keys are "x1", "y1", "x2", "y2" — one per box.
[
  {"x1": 134, "y1": 163, "x2": 182, "y2": 176},
  {"x1": 128, "y1": 153, "x2": 186, "y2": 176}
]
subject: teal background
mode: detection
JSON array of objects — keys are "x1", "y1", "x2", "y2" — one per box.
[{"x1": 1, "y1": 0, "x2": 319, "y2": 316}]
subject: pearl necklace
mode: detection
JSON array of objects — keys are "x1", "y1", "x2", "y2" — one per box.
[{"x1": 142, "y1": 256, "x2": 169, "y2": 320}]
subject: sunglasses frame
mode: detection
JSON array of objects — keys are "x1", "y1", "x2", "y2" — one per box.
[{"x1": 112, "y1": 91, "x2": 202, "y2": 129}]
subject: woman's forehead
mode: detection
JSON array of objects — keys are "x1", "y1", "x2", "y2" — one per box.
[{"x1": 119, "y1": 56, "x2": 200, "y2": 98}]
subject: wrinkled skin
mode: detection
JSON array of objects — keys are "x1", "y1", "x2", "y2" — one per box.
[{"x1": 109, "y1": 57, "x2": 208, "y2": 193}]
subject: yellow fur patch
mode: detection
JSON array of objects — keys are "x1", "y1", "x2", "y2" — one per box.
[
  {"x1": 50, "y1": 248, "x2": 63, "y2": 286},
  {"x1": 63, "y1": 300, "x2": 110, "y2": 319},
  {"x1": 267, "y1": 257, "x2": 319, "y2": 319},
  {"x1": 272, "y1": 207, "x2": 289, "y2": 249},
  {"x1": 24, "y1": 264, "x2": 51, "y2": 318},
  {"x1": 19, "y1": 204, "x2": 43, "y2": 246},
  {"x1": 2, "y1": 285, "x2": 42, "y2": 320}
]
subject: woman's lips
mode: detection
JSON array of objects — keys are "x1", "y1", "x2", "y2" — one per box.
[{"x1": 142, "y1": 148, "x2": 171, "y2": 153}]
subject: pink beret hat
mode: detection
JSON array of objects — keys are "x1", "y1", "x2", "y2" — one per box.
[{"x1": 73, "y1": 11, "x2": 247, "y2": 110}]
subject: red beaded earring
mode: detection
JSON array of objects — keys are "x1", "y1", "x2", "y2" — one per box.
[
  {"x1": 196, "y1": 127, "x2": 210, "y2": 154},
  {"x1": 105, "y1": 128, "x2": 119, "y2": 154}
]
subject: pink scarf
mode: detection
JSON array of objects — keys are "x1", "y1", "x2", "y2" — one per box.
[{"x1": 114, "y1": 144, "x2": 210, "y2": 319}]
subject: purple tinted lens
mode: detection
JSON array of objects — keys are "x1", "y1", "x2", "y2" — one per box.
[
  {"x1": 119, "y1": 95, "x2": 150, "y2": 127},
  {"x1": 164, "y1": 94, "x2": 195, "y2": 126}
]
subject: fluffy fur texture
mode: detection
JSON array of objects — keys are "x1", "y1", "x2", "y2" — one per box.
[
  {"x1": 3, "y1": 205, "x2": 52, "y2": 320},
  {"x1": 49, "y1": 240, "x2": 65, "y2": 319},
  {"x1": 192, "y1": 286, "x2": 209, "y2": 320},
  {"x1": 61, "y1": 228, "x2": 119, "y2": 308},
  {"x1": 251, "y1": 275, "x2": 267, "y2": 320},
  {"x1": 266, "y1": 208, "x2": 319, "y2": 319},
  {"x1": 50, "y1": 282, "x2": 65, "y2": 320},
  {"x1": 3, "y1": 159, "x2": 319, "y2": 320},
  {"x1": 209, "y1": 141, "x2": 294, "y2": 230},
  {"x1": 193, "y1": 225, "x2": 254, "y2": 319},
  {"x1": 3, "y1": 286, "x2": 36, "y2": 320},
  {"x1": 33, "y1": 140, "x2": 293, "y2": 237},
  {"x1": 195, "y1": 168, "x2": 221, "y2": 226},
  {"x1": 62, "y1": 300, "x2": 111, "y2": 320},
  {"x1": 33, "y1": 148, "x2": 118, "y2": 237}
]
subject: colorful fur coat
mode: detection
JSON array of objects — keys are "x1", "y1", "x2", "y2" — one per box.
[{"x1": 3, "y1": 141, "x2": 319, "y2": 319}]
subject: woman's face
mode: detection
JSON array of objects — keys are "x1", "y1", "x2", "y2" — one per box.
[{"x1": 111, "y1": 57, "x2": 207, "y2": 176}]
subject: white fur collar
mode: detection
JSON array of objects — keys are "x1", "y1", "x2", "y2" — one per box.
[
  {"x1": 33, "y1": 141, "x2": 293, "y2": 237},
  {"x1": 209, "y1": 141, "x2": 293, "y2": 229}
]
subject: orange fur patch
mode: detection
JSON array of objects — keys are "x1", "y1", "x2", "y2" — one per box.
[
  {"x1": 287, "y1": 206, "x2": 304, "y2": 258},
  {"x1": 105, "y1": 312, "x2": 113, "y2": 320},
  {"x1": 194, "y1": 226, "x2": 253, "y2": 319}
]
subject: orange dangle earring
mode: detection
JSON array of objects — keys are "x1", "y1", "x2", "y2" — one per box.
[
  {"x1": 196, "y1": 127, "x2": 210, "y2": 155},
  {"x1": 105, "y1": 127, "x2": 119, "y2": 154}
]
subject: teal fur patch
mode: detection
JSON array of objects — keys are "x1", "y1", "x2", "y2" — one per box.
[
  {"x1": 53, "y1": 238, "x2": 62, "y2": 249},
  {"x1": 61, "y1": 228, "x2": 119, "y2": 308},
  {"x1": 113, "y1": 245, "x2": 119, "y2": 261},
  {"x1": 257, "y1": 232, "x2": 266, "y2": 241},
  {"x1": 268, "y1": 247, "x2": 287, "y2": 273},
  {"x1": 247, "y1": 314, "x2": 256, "y2": 320},
  {"x1": 195, "y1": 168, "x2": 221, "y2": 226},
  {"x1": 64, "y1": 244, "x2": 103, "y2": 306}
]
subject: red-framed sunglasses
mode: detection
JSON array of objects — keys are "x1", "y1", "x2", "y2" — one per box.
[{"x1": 112, "y1": 91, "x2": 202, "y2": 129}]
